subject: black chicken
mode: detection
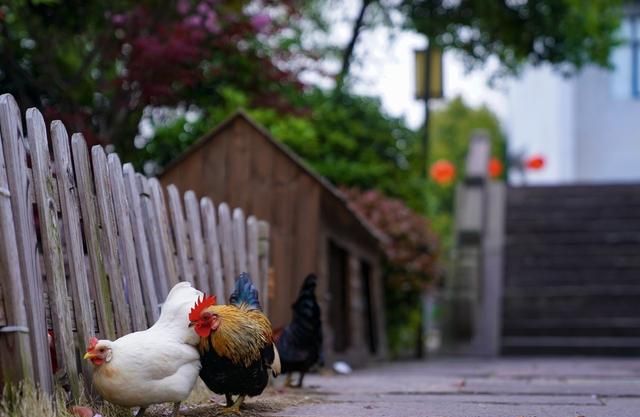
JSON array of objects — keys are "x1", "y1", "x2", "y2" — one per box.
[{"x1": 274, "y1": 273, "x2": 323, "y2": 388}]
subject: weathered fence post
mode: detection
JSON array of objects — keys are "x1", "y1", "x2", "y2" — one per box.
[
  {"x1": 0, "y1": 94, "x2": 51, "y2": 392},
  {"x1": 72, "y1": 134, "x2": 116, "y2": 341},
  {"x1": 218, "y1": 203, "x2": 236, "y2": 297},
  {"x1": 246, "y1": 216, "x2": 260, "y2": 297},
  {"x1": 149, "y1": 178, "x2": 179, "y2": 294},
  {"x1": 27, "y1": 108, "x2": 80, "y2": 398},
  {"x1": 51, "y1": 122, "x2": 95, "y2": 384},
  {"x1": 0, "y1": 111, "x2": 34, "y2": 389},
  {"x1": 184, "y1": 191, "x2": 209, "y2": 294},
  {"x1": 258, "y1": 221, "x2": 270, "y2": 315},
  {"x1": 108, "y1": 153, "x2": 147, "y2": 331},
  {"x1": 201, "y1": 198, "x2": 225, "y2": 302},
  {"x1": 167, "y1": 184, "x2": 193, "y2": 284},
  {"x1": 92, "y1": 146, "x2": 132, "y2": 337},
  {"x1": 123, "y1": 164, "x2": 159, "y2": 324}
]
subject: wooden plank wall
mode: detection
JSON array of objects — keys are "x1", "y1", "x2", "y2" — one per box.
[
  {"x1": 159, "y1": 118, "x2": 321, "y2": 327},
  {"x1": 0, "y1": 93, "x2": 270, "y2": 395}
]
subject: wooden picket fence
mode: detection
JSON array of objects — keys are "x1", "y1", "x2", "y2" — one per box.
[{"x1": 0, "y1": 93, "x2": 271, "y2": 399}]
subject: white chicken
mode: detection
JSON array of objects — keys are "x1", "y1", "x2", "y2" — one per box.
[{"x1": 83, "y1": 282, "x2": 203, "y2": 417}]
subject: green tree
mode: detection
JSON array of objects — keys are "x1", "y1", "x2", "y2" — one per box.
[
  {"x1": 419, "y1": 96, "x2": 506, "y2": 253},
  {"x1": 403, "y1": 0, "x2": 622, "y2": 76},
  {"x1": 334, "y1": 0, "x2": 622, "y2": 91},
  {"x1": 143, "y1": 86, "x2": 429, "y2": 209},
  {"x1": 0, "y1": 0, "x2": 323, "y2": 153}
]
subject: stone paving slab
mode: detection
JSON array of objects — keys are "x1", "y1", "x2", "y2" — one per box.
[{"x1": 265, "y1": 358, "x2": 640, "y2": 417}]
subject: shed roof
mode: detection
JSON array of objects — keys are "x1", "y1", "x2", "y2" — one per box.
[{"x1": 160, "y1": 111, "x2": 388, "y2": 246}]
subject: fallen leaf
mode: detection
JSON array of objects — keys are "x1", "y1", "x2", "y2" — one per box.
[{"x1": 69, "y1": 406, "x2": 94, "y2": 417}]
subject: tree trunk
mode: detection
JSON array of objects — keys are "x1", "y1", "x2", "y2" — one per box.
[{"x1": 334, "y1": 0, "x2": 374, "y2": 93}]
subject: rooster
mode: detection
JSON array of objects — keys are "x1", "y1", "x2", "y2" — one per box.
[
  {"x1": 188, "y1": 272, "x2": 280, "y2": 412},
  {"x1": 274, "y1": 274, "x2": 323, "y2": 387},
  {"x1": 83, "y1": 282, "x2": 202, "y2": 417}
]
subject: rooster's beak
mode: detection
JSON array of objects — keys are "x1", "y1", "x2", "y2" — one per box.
[
  {"x1": 188, "y1": 322, "x2": 195, "y2": 327},
  {"x1": 83, "y1": 352, "x2": 95, "y2": 360}
]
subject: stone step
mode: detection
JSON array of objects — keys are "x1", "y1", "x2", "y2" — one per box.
[
  {"x1": 501, "y1": 336, "x2": 640, "y2": 356},
  {"x1": 503, "y1": 316, "x2": 640, "y2": 338},
  {"x1": 506, "y1": 219, "x2": 640, "y2": 234},
  {"x1": 505, "y1": 253, "x2": 640, "y2": 269},
  {"x1": 504, "y1": 231, "x2": 640, "y2": 245},
  {"x1": 503, "y1": 270, "x2": 640, "y2": 287},
  {"x1": 503, "y1": 293, "x2": 640, "y2": 319}
]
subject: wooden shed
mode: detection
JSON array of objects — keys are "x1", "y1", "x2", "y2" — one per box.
[{"x1": 160, "y1": 112, "x2": 388, "y2": 364}]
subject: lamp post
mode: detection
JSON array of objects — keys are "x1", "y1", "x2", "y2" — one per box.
[
  {"x1": 414, "y1": 43, "x2": 443, "y2": 358},
  {"x1": 414, "y1": 44, "x2": 443, "y2": 179}
]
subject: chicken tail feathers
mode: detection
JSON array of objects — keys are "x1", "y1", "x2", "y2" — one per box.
[
  {"x1": 271, "y1": 345, "x2": 281, "y2": 377},
  {"x1": 229, "y1": 272, "x2": 262, "y2": 310}
]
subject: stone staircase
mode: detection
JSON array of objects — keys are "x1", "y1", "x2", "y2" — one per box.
[{"x1": 502, "y1": 184, "x2": 640, "y2": 355}]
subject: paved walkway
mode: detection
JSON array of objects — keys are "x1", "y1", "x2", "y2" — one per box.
[{"x1": 267, "y1": 358, "x2": 640, "y2": 417}]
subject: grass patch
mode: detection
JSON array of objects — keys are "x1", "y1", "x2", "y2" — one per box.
[{"x1": 0, "y1": 381, "x2": 131, "y2": 417}]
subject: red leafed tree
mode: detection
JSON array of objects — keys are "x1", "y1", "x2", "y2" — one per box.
[
  {"x1": 342, "y1": 187, "x2": 440, "y2": 290},
  {"x1": 0, "y1": 0, "x2": 315, "y2": 156}
]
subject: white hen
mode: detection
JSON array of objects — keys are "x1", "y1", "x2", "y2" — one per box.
[{"x1": 84, "y1": 282, "x2": 203, "y2": 417}]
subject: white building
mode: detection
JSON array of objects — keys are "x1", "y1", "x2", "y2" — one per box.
[{"x1": 507, "y1": 4, "x2": 640, "y2": 183}]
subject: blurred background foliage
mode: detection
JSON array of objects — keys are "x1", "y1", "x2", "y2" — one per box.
[{"x1": 0, "y1": 0, "x2": 622, "y2": 356}]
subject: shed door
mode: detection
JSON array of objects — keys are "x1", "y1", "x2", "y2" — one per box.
[
  {"x1": 328, "y1": 240, "x2": 350, "y2": 352},
  {"x1": 360, "y1": 260, "x2": 378, "y2": 354}
]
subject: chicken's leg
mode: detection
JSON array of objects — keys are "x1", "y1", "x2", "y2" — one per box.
[
  {"x1": 284, "y1": 373, "x2": 293, "y2": 387},
  {"x1": 170, "y1": 402, "x2": 181, "y2": 417},
  {"x1": 222, "y1": 394, "x2": 245, "y2": 414},
  {"x1": 135, "y1": 407, "x2": 147, "y2": 417},
  {"x1": 225, "y1": 393, "x2": 234, "y2": 407},
  {"x1": 295, "y1": 372, "x2": 306, "y2": 388}
]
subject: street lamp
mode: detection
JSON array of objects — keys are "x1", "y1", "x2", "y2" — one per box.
[
  {"x1": 414, "y1": 45, "x2": 444, "y2": 179},
  {"x1": 414, "y1": 44, "x2": 444, "y2": 358}
]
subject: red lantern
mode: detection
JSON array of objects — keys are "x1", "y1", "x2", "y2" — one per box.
[
  {"x1": 526, "y1": 155, "x2": 545, "y2": 170},
  {"x1": 488, "y1": 157, "x2": 503, "y2": 178},
  {"x1": 430, "y1": 159, "x2": 456, "y2": 185}
]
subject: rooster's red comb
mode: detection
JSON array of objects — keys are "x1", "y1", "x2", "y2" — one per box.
[
  {"x1": 189, "y1": 295, "x2": 217, "y2": 322},
  {"x1": 87, "y1": 337, "x2": 99, "y2": 352}
]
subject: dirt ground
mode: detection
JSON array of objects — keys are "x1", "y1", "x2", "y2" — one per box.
[{"x1": 140, "y1": 357, "x2": 640, "y2": 417}]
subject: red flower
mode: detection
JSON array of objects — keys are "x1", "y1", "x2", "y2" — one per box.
[
  {"x1": 526, "y1": 155, "x2": 545, "y2": 170},
  {"x1": 488, "y1": 157, "x2": 503, "y2": 178},
  {"x1": 430, "y1": 159, "x2": 456, "y2": 185}
]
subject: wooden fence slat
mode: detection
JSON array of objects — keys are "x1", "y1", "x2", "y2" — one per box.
[
  {"x1": 185, "y1": 191, "x2": 209, "y2": 294},
  {"x1": 167, "y1": 185, "x2": 193, "y2": 284},
  {"x1": 200, "y1": 198, "x2": 225, "y2": 302},
  {"x1": 123, "y1": 165, "x2": 159, "y2": 323},
  {"x1": 26, "y1": 108, "x2": 79, "y2": 398},
  {"x1": 0, "y1": 94, "x2": 51, "y2": 392},
  {"x1": 232, "y1": 208, "x2": 248, "y2": 276},
  {"x1": 50, "y1": 121, "x2": 94, "y2": 383},
  {"x1": 246, "y1": 215, "x2": 260, "y2": 302},
  {"x1": 108, "y1": 154, "x2": 147, "y2": 331},
  {"x1": 71, "y1": 134, "x2": 115, "y2": 340},
  {"x1": 258, "y1": 221, "x2": 270, "y2": 315},
  {"x1": 218, "y1": 203, "x2": 236, "y2": 297},
  {"x1": 91, "y1": 146, "x2": 131, "y2": 336},
  {"x1": 149, "y1": 178, "x2": 179, "y2": 291},
  {"x1": 0, "y1": 105, "x2": 34, "y2": 387},
  {"x1": 138, "y1": 175, "x2": 169, "y2": 300}
]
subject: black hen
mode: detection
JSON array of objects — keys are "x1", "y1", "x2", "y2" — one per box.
[{"x1": 274, "y1": 274, "x2": 323, "y2": 387}]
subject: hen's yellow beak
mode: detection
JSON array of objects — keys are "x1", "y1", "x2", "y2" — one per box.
[{"x1": 83, "y1": 352, "x2": 95, "y2": 360}]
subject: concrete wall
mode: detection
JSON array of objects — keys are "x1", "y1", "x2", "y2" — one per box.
[
  {"x1": 506, "y1": 65, "x2": 576, "y2": 183},
  {"x1": 573, "y1": 66, "x2": 640, "y2": 182},
  {"x1": 507, "y1": 6, "x2": 640, "y2": 184}
]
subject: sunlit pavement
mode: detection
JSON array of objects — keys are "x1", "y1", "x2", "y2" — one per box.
[{"x1": 267, "y1": 357, "x2": 640, "y2": 417}]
